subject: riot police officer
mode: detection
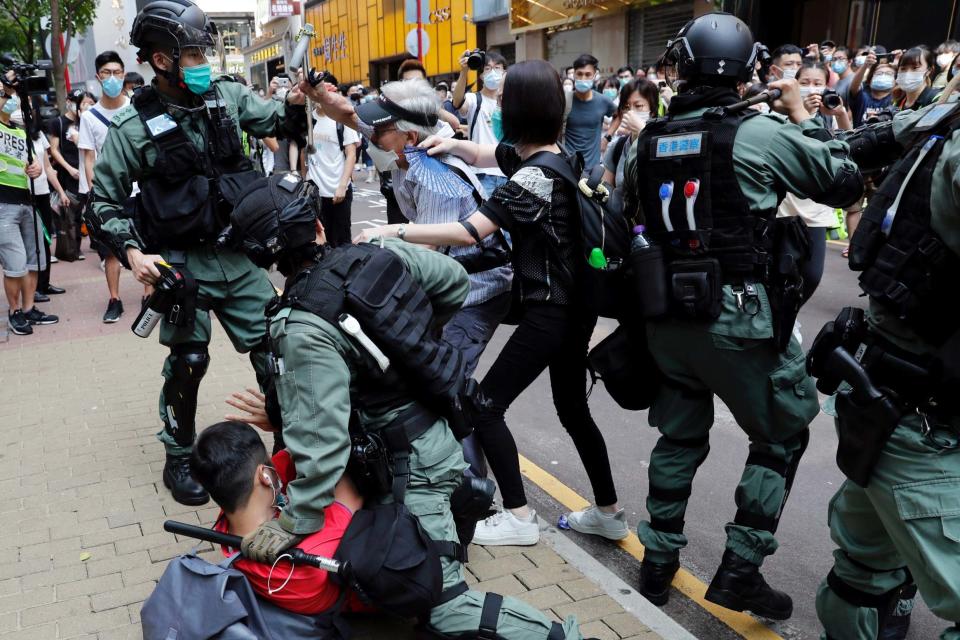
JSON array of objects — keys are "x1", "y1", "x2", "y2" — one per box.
[
  {"x1": 90, "y1": 0, "x2": 307, "y2": 505},
  {"x1": 225, "y1": 172, "x2": 584, "y2": 640},
  {"x1": 622, "y1": 13, "x2": 863, "y2": 618},
  {"x1": 806, "y1": 100, "x2": 960, "y2": 639}
]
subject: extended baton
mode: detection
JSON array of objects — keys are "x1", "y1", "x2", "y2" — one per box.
[
  {"x1": 724, "y1": 88, "x2": 783, "y2": 114},
  {"x1": 163, "y1": 520, "x2": 344, "y2": 574}
]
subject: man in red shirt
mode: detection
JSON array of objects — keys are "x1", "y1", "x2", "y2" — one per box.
[{"x1": 190, "y1": 421, "x2": 365, "y2": 615}]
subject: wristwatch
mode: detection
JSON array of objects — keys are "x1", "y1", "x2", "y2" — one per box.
[
  {"x1": 604, "y1": 133, "x2": 613, "y2": 141},
  {"x1": 397, "y1": 224, "x2": 406, "y2": 241}
]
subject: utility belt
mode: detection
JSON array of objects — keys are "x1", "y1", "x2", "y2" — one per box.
[
  {"x1": 631, "y1": 218, "x2": 809, "y2": 352},
  {"x1": 807, "y1": 307, "x2": 959, "y2": 486}
]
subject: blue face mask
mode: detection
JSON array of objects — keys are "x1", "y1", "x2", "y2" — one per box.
[
  {"x1": 574, "y1": 79, "x2": 594, "y2": 93},
  {"x1": 871, "y1": 74, "x2": 894, "y2": 91},
  {"x1": 183, "y1": 63, "x2": 212, "y2": 95},
  {"x1": 602, "y1": 88, "x2": 618, "y2": 100},
  {"x1": 491, "y1": 108, "x2": 505, "y2": 142},
  {"x1": 831, "y1": 60, "x2": 848, "y2": 75},
  {"x1": 1, "y1": 94, "x2": 19, "y2": 115},
  {"x1": 101, "y1": 75, "x2": 123, "y2": 99}
]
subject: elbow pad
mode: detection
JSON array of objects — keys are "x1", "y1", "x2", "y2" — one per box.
[
  {"x1": 815, "y1": 164, "x2": 865, "y2": 209},
  {"x1": 838, "y1": 122, "x2": 902, "y2": 172}
]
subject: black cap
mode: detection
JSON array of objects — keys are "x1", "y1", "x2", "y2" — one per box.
[
  {"x1": 820, "y1": 39, "x2": 836, "y2": 49},
  {"x1": 355, "y1": 92, "x2": 438, "y2": 128}
]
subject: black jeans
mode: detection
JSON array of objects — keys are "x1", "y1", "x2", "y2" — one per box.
[
  {"x1": 319, "y1": 185, "x2": 353, "y2": 247},
  {"x1": 474, "y1": 303, "x2": 618, "y2": 509},
  {"x1": 35, "y1": 193, "x2": 52, "y2": 291}
]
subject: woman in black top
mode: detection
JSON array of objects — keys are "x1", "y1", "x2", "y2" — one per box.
[{"x1": 354, "y1": 60, "x2": 624, "y2": 546}]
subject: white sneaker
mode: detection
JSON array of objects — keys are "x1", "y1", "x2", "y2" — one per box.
[
  {"x1": 472, "y1": 509, "x2": 540, "y2": 546},
  {"x1": 566, "y1": 506, "x2": 629, "y2": 540}
]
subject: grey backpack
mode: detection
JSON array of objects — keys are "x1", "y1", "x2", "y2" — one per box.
[{"x1": 141, "y1": 552, "x2": 346, "y2": 640}]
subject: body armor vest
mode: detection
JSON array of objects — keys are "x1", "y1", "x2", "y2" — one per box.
[
  {"x1": 634, "y1": 108, "x2": 771, "y2": 278},
  {"x1": 848, "y1": 106, "x2": 960, "y2": 346},
  {"x1": 133, "y1": 84, "x2": 254, "y2": 250},
  {"x1": 275, "y1": 243, "x2": 473, "y2": 429}
]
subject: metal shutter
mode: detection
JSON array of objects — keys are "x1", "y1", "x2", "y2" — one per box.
[{"x1": 628, "y1": 1, "x2": 693, "y2": 69}]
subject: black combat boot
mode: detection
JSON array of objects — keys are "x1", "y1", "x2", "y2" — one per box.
[
  {"x1": 639, "y1": 557, "x2": 680, "y2": 606},
  {"x1": 163, "y1": 454, "x2": 209, "y2": 506},
  {"x1": 704, "y1": 550, "x2": 793, "y2": 620}
]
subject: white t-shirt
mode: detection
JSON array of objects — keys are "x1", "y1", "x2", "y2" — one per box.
[
  {"x1": 777, "y1": 192, "x2": 838, "y2": 228},
  {"x1": 459, "y1": 92, "x2": 504, "y2": 177},
  {"x1": 306, "y1": 115, "x2": 360, "y2": 197},
  {"x1": 30, "y1": 134, "x2": 51, "y2": 196},
  {"x1": 77, "y1": 99, "x2": 129, "y2": 194}
]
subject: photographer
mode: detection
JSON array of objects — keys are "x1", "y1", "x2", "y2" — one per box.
[
  {"x1": 0, "y1": 69, "x2": 56, "y2": 335},
  {"x1": 849, "y1": 48, "x2": 896, "y2": 127},
  {"x1": 453, "y1": 49, "x2": 509, "y2": 194}
]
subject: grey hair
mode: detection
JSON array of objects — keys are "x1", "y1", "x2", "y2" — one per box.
[{"x1": 380, "y1": 78, "x2": 442, "y2": 140}]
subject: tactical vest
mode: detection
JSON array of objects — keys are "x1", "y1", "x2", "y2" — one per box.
[
  {"x1": 633, "y1": 108, "x2": 770, "y2": 278},
  {"x1": 274, "y1": 242, "x2": 472, "y2": 432},
  {"x1": 133, "y1": 84, "x2": 253, "y2": 250},
  {"x1": 848, "y1": 105, "x2": 960, "y2": 346}
]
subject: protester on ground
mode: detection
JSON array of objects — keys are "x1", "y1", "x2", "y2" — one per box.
[
  {"x1": 79, "y1": 50, "x2": 130, "y2": 323},
  {"x1": 565, "y1": 54, "x2": 616, "y2": 169},
  {"x1": 352, "y1": 60, "x2": 626, "y2": 547},
  {"x1": 453, "y1": 50, "x2": 509, "y2": 194},
  {"x1": 0, "y1": 70, "x2": 56, "y2": 335}
]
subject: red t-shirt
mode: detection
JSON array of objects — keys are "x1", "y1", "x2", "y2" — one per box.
[{"x1": 214, "y1": 450, "x2": 365, "y2": 615}]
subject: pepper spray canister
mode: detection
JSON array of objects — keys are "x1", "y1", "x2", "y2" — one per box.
[{"x1": 131, "y1": 262, "x2": 185, "y2": 338}]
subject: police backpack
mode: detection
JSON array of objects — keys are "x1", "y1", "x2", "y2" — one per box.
[{"x1": 524, "y1": 151, "x2": 632, "y2": 319}]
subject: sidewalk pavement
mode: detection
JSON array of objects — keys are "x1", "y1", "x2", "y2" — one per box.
[{"x1": 0, "y1": 251, "x2": 665, "y2": 640}]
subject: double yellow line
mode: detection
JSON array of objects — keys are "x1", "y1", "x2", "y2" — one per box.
[{"x1": 518, "y1": 454, "x2": 785, "y2": 640}]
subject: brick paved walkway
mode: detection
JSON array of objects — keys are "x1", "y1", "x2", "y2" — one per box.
[{"x1": 0, "y1": 249, "x2": 664, "y2": 640}]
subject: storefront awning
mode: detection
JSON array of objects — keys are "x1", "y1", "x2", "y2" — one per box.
[{"x1": 509, "y1": 0, "x2": 656, "y2": 34}]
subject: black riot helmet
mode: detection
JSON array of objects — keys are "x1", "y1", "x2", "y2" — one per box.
[
  {"x1": 131, "y1": 0, "x2": 217, "y2": 83},
  {"x1": 224, "y1": 172, "x2": 322, "y2": 274},
  {"x1": 662, "y1": 12, "x2": 760, "y2": 85}
]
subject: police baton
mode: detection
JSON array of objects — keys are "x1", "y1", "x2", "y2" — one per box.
[
  {"x1": 724, "y1": 88, "x2": 783, "y2": 114},
  {"x1": 163, "y1": 520, "x2": 344, "y2": 575}
]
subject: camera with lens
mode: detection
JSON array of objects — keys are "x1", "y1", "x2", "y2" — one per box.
[
  {"x1": 865, "y1": 107, "x2": 897, "y2": 125},
  {"x1": 821, "y1": 88, "x2": 842, "y2": 111},
  {"x1": 466, "y1": 49, "x2": 486, "y2": 71},
  {"x1": 0, "y1": 53, "x2": 53, "y2": 97}
]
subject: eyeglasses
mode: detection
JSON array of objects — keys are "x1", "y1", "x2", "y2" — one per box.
[
  {"x1": 98, "y1": 69, "x2": 125, "y2": 79},
  {"x1": 372, "y1": 126, "x2": 398, "y2": 144}
]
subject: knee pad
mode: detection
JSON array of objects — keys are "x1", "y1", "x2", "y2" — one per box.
[
  {"x1": 826, "y1": 567, "x2": 912, "y2": 636},
  {"x1": 163, "y1": 345, "x2": 210, "y2": 447},
  {"x1": 419, "y1": 592, "x2": 568, "y2": 640}
]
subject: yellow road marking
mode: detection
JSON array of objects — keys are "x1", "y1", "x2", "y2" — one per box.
[
  {"x1": 826, "y1": 239, "x2": 847, "y2": 247},
  {"x1": 518, "y1": 454, "x2": 785, "y2": 640}
]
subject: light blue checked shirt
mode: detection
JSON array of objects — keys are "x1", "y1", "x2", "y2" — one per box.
[{"x1": 391, "y1": 161, "x2": 513, "y2": 308}]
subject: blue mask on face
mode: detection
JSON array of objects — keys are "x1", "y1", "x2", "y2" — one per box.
[
  {"x1": 1, "y1": 94, "x2": 19, "y2": 115},
  {"x1": 574, "y1": 79, "x2": 593, "y2": 93},
  {"x1": 831, "y1": 60, "x2": 848, "y2": 75},
  {"x1": 602, "y1": 88, "x2": 618, "y2": 100},
  {"x1": 871, "y1": 74, "x2": 894, "y2": 91},
  {"x1": 183, "y1": 63, "x2": 212, "y2": 95},
  {"x1": 101, "y1": 75, "x2": 123, "y2": 99}
]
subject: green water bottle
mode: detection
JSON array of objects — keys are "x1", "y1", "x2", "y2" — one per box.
[{"x1": 588, "y1": 247, "x2": 607, "y2": 269}]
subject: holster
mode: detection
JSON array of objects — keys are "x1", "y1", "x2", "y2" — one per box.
[
  {"x1": 834, "y1": 389, "x2": 902, "y2": 487},
  {"x1": 767, "y1": 217, "x2": 811, "y2": 352},
  {"x1": 450, "y1": 476, "x2": 496, "y2": 549},
  {"x1": 346, "y1": 415, "x2": 393, "y2": 499},
  {"x1": 165, "y1": 267, "x2": 199, "y2": 329},
  {"x1": 445, "y1": 378, "x2": 490, "y2": 442},
  {"x1": 668, "y1": 257, "x2": 722, "y2": 320}
]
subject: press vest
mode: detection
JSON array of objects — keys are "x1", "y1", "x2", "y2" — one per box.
[
  {"x1": 132, "y1": 84, "x2": 253, "y2": 249},
  {"x1": 633, "y1": 108, "x2": 770, "y2": 278},
  {"x1": 0, "y1": 121, "x2": 29, "y2": 191},
  {"x1": 849, "y1": 106, "x2": 960, "y2": 346}
]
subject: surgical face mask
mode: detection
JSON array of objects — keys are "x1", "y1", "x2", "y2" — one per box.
[
  {"x1": 618, "y1": 77, "x2": 630, "y2": 87},
  {"x1": 491, "y1": 108, "x2": 504, "y2": 141},
  {"x1": 182, "y1": 62, "x2": 212, "y2": 95},
  {"x1": 781, "y1": 67, "x2": 799, "y2": 80},
  {"x1": 633, "y1": 109, "x2": 650, "y2": 123},
  {"x1": 647, "y1": 73, "x2": 658, "y2": 82},
  {"x1": 871, "y1": 73, "x2": 895, "y2": 91},
  {"x1": 1, "y1": 94, "x2": 19, "y2": 115},
  {"x1": 603, "y1": 88, "x2": 618, "y2": 100},
  {"x1": 366, "y1": 139, "x2": 401, "y2": 172},
  {"x1": 799, "y1": 86, "x2": 824, "y2": 99},
  {"x1": 854, "y1": 55, "x2": 867, "y2": 67},
  {"x1": 482, "y1": 70, "x2": 503, "y2": 91},
  {"x1": 754, "y1": 102, "x2": 770, "y2": 114},
  {"x1": 574, "y1": 78, "x2": 594, "y2": 93},
  {"x1": 101, "y1": 75, "x2": 123, "y2": 99},
  {"x1": 831, "y1": 60, "x2": 848, "y2": 74},
  {"x1": 263, "y1": 466, "x2": 287, "y2": 509},
  {"x1": 938, "y1": 53, "x2": 955, "y2": 69},
  {"x1": 896, "y1": 71, "x2": 926, "y2": 92}
]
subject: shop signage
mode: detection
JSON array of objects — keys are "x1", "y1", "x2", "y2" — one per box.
[
  {"x1": 250, "y1": 43, "x2": 283, "y2": 63},
  {"x1": 269, "y1": 0, "x2": 300, "y2": 17},
  {"x1": 313, "y1": 32, "x2": 348, "y2": 62}
]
